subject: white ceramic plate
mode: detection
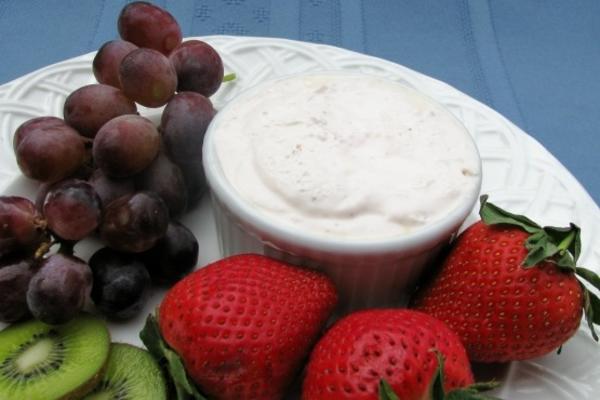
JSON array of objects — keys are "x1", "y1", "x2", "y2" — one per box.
[{"x1": 1, "y1": 36, "x2": 600, "y2": 399}]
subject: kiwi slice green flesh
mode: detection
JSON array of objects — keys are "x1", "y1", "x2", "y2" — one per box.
[
  {"x1": 0, "y1": 314, "x2": 110, "y2": 400},
  {"x1": 83, "y1": 343, "x2": 166, "y2": 400}
]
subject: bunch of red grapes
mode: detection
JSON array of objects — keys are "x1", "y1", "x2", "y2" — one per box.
[{"x1": 0, "y1": 2, "x2": 231, "y2": 325}]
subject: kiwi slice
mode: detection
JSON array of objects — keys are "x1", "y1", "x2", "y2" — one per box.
[
  {"x1": 0, "y1": 314, "x2": 110, "y2": 400},
  {"x1": 83, "y1": 343, "x2": 167, "y2": 400}
]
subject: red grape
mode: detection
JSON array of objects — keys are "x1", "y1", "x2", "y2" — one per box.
[
  {"x1": 63, "y1": 84, "x2": 137, "y2": 138},
  {"x1": 161, "y1": 92, "x2": 215, "y2": 161},
  {"x1": 169, "y1": 40, "x2": 224, "y2": 97},
  {"x1": 88, "y1": 168, "x2": 135, "y2": 207},
  {"x1": 161, "y1": 92, "x2": 215, "y2": 203},
  {"x1": 43, "y1": 179, "x2": 102, "y2": 241},
  {"x1": 100, "y1": 191, "x2": 169, "y2": 253},
  {"x1": 13, "y1": 116, "x2": 64, "y2": 151},
  {"x1": 35, "y1": 181, "x2": 60, "y2": 213},
  {"x1": 27, "y1": 253, "x2": 92, "y2": 325},
  {"x1": 0, "y1": 196, "x2": 46, "y2": 258},
  {"x1": 119, "y1": 48, "x2": 177, "y2": 107},
  {"x1": 0, "y1": 258, "x2": 37, "y2": 323},
  {"x1": 93, "y1": 39, "x2": 138, "y2": 89},
  {"x1": 118, "y1": 1, "x2": 182, "y2": 55},
  {"x1": 177, "y1": 159, "x2": 207, "y2": 204},
  {"x1": 93, "y1": 114, "x2": 160, "y2": 178},
  {"x1": 136, "y1": 151, "x2": 187, "y2": 217},
  {"x1": 14, "y1": 117, "x2": 86, "y2": 182}
]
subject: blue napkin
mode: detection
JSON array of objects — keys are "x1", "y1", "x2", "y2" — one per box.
[{"x1": 0, "y1": 0, "x2": 598, "y2": 204}]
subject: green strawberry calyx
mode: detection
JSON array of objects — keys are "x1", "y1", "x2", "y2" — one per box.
[
  {"x1": 479, "y1": 194, "x2": 600, "y2": 342},
  {"x1": 140, "y1": 313, "x2": 208, "y2": 400},
  {"x1": 378, "y1": 350, "x2": 500, "y2": 400},
  {"x1": 378, "y1": 380, "x2": 400, "y2": 400}
]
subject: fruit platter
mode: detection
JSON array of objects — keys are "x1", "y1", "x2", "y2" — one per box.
[{"x1": 1, "y1": 2, "x2": 600, "y2": 400}]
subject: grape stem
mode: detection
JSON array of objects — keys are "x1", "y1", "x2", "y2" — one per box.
[
  {"x1": 81, "y1": 136, "x2": 94, "y2": 147},
  {"x1": 34, "y1": 215, "x2": 47, "y2": 231},
  {"x1": 34, "y1": 237, "x2": 56, "y2": 259},
  {"x1": 222, "y1": 73, "x2": 236, "y2": 82}
]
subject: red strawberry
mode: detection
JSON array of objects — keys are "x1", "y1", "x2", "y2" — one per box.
[
  {"x1": 412, "y1": 195, "x2": 600, "y2": 362},
  {"x1": 142, "y1": 253, "x2": 337, "y2": 400},
  {"x1": 302, "y1": 309, "x2": 497, "y2": 400}
]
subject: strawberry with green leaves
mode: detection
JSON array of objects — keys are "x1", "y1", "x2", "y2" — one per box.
[
  {"x1": 412, "y1": 195, "x2": 600, "y2": 362},
  {"x1": 141, "y1": 253, "x2": 337, "y2": 400},
  {"x1": 302, "y1": 309, "x2": 499, "y2": 400}
]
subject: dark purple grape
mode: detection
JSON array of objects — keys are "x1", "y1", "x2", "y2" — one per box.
[
  {"x1": 118, "y1": 1, "x2": 182, "y2": 55},
  {"x1": 90, "y1": 247, "x2": 150, "y2": 319},
  {"x1": 170, "y1": 40, "x2": 224, "y2": 97},
  {"x1": 88, "y1": 168, "x2": 135, "y2": 207},
  {"x1": 14, "y1": 117, "x2": 86, "y2": 182},
  {"x1": 42, "y1": 180, "x2": 102, "y2": 241},
  {"x1": 136, "y1": 151, "x2": 187, "y2": 217},
  {"x1": 93, "y1": 114, "x2": 160, "y2": 178},
  {"x1": 100, "y1": 191, "x2": 169, "y2": 253},
  {"x1": 27, "y1": 253, "x2": 92, "y2": 325},
  {"x1": 141, "y1": 221, "x2": 198, "y2": 285},
  {"x1": 0, "y1": 258, "x2": 37, "y2": 323},
  {"x1": 161, "y1": 92, "x2": 215, "y2": 203},
  {"x1": 0, "y1": 196, "x2": 46, "y2": 258},
  {"x1": 119, "y1": 48, "x2": 177, "y2": 107},
  {"x1": 63, "y1": 84, "x2": 137, "y2": 138},
  {"x1": 177, "y1": 159, "x2": 207, "y2": 204},
  {"x1": 93, "y1": 39, "x2": 138, "y2": 89},
  {"x1": 161, "y1": 92, "x2": 215, "y2": 161}
]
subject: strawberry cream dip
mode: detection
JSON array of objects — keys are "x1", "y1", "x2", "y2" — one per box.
[{"x1": 212, "y1": 73, "x2": 480, "y2": 239}]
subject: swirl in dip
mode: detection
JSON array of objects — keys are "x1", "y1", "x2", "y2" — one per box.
[{"x1": 213, "y1": 73, "x2": 481, "y2": 240}]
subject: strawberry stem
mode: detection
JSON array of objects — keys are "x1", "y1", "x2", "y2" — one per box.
[
  {"x1": 479, "y1": 195, "x2": 541, "y2": 234},
  {"x1": 581, "y1": 287, "x2": 599, "y2": 341},
  {"x1": 479, "y1": 195, "x2": 600, "y2": 344},
  {"x1": 479, "y1": 196, "x2": 582, "y2": 269},
  {"x1": 378, "y1": 350, "x2": 501, "y2": 400},
  {"x1": 431, "y1": 351, "x2": 447, "y2": 400},
  {"x1": 557, "y1": 230, "x2": 576, "y2": 253},
  {"x1": 140, "y1": 314, "x2": 208, "y2": 400},
  {"x1": 576, "y1": 267, "x2": 600, "y2": 341},
  {"x1": 576, "y1": 267, "x2": 600, "y2": 294},
  {"x1": 378, "y1": 380, "x2": 400, "y2": 400}
]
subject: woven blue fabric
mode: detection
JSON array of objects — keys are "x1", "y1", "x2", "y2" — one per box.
[{"x1": 0, "y1": 0, "x2": 598, "y2": 203}]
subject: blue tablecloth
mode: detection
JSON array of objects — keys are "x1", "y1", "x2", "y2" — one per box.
[{"x1": 1, "y1": 0, "x2": 598, "y2": 204}]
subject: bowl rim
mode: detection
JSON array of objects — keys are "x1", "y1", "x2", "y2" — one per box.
[{"x1": 202, "y1": 71, "x2": 482, "y2": 255}]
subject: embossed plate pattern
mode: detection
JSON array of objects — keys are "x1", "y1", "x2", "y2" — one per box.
[{"x1": 1, "y1": 36, "x2": 599, "y2": 399}]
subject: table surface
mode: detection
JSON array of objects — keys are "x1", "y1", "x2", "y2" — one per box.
[{"x1": 1, "y1": 0, "x2": 598, "y2": 206}]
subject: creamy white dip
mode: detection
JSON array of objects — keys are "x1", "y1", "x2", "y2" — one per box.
[{"x1": 213, "y1": 73, "x2": 481, "y2": 239}]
